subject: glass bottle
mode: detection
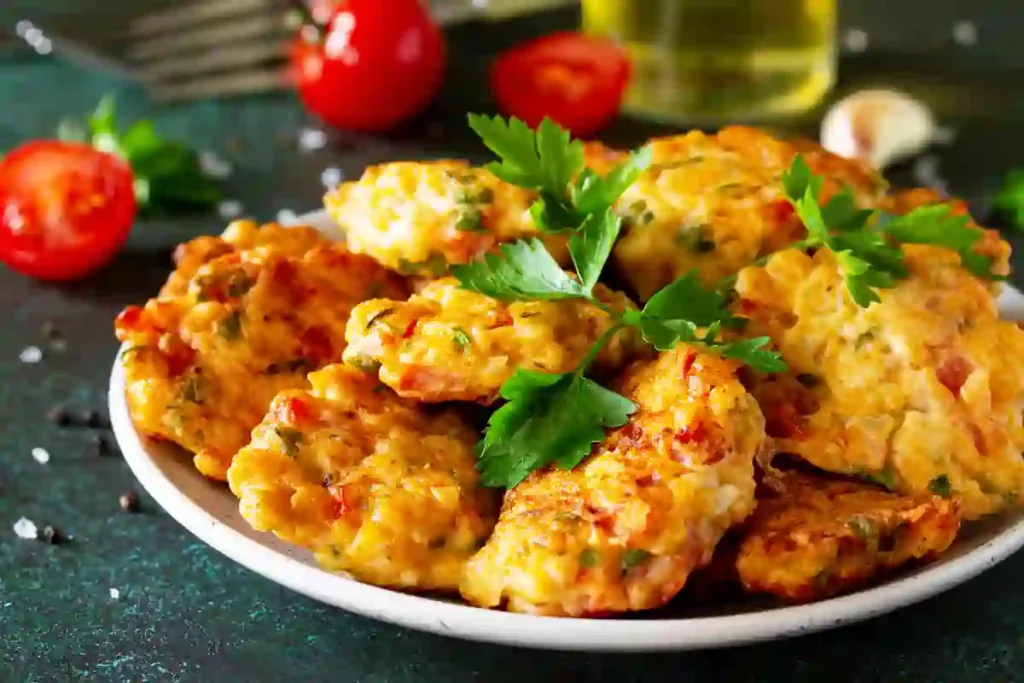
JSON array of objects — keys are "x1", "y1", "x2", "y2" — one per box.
[{"x1": 582, "y1": 0, "x2": 838, "y2": 124}]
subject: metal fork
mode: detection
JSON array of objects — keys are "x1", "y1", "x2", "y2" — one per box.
[{"x1": 11, "y1": 0, "x2": 575, "y2": 103}]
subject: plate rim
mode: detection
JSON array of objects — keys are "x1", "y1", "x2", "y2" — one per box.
[{"x1": 109, "y1": 211, "x2": 1024, "y2": 652}]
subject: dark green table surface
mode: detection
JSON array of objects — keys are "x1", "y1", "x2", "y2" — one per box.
[{"x1": 4, "y1": 6, "x2": 1024, "y2": 682}]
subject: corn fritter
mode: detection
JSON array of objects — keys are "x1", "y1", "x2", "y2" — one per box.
[
  {"x1": 734, "y1": 240, "x2": 1024, "y2": 519},
  {"x1": 459, "y1": 346, "x2": 766, "y2": 616},
  {"x1": 736, "y1": 470, "x2": 961, "y2": 602},
  {"x1": 116, "y1": 234, "x2": 408, "y2": 480},
  {"x1": 160, "y1": 219, "x2": 327, "y2": 297},
  {"x1": 610, "y1": 126, "x2": 888, "y2": 301},
  {"x1": 324, "y1": 160, "x2": 570, "y2": 276},
  {"x1": 227, "y1": 364, "x2": 497, "y2": 591},
  {"x1": 343, "y1": 277, "x2": 647, "y2": 404}
]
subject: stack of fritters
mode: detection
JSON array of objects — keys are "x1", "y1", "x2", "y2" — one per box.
[{"x1": 116, "y1": 126, "x2": 1024, "y2": 612}]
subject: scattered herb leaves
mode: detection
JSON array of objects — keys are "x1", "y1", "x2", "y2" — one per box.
[{"x1": 59, "y1": 94, "x2": 222, "y2": 216}]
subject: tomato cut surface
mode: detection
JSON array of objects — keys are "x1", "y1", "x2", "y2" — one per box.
[
  {"x1": 490, "y1": 32, "x2": 631, "y2": 138},
  {"x1": 0, "y1": 140, "x2": 136, "y2": 281}
]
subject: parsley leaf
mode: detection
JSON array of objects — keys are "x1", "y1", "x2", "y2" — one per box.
[
  {"x1": 572, "y1": 145, "x2": 654, "y2": 214},
  {"x1": 451, "y1": 239, "x2": 586, "y2": 302},
  {"x1": 452, "y1": 326, "x2": 472, "y2": 352},
  {"x1": 781, "y1": 154, "x2": 1003, "y2": 306},
  {"x1": 780, "y1": 155, "x2": 823, "y2": 207},
  {"x1": 476, "y1": 369, "x2": 637, "y2": 488},
  {"x1": 462, "y1": 115, "x2": 785, "y2": 489},
  {"x1": 58, "y1": 94, "x2": 222, "y2": 216},
  {"x1": 568, "y1": 210, "x2": 622, "y2": 292},
  {"x1": 820, "y1": 187, "x2": 875, "y2": 234},
  {"x1": 468, "y1": 114, "x2": 583, "y2": 196},
  {"x1": 928, "y1": 474, "x2": 952, "y2": 498},
  {"x1": 640, "y1": 271, "x2": 740, "y2": 328},
  {"x1": 718, "y1": 337, "x2": 788, "y2": 373},
  {"x1": 881, "y1": 205, "x2": 1003, "y2": 281},
  {"x1": 993, "y1": 168, "x2": 1024, "y2": 230},
  {"x1": 624, "y1": 272, "x2": 785, "y2": 372}
]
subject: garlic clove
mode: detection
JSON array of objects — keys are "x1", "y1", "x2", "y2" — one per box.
[{"x1": 820, "y1": 89, "x2": 936, "y2": 170}]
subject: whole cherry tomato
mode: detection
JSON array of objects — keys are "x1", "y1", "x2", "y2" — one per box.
[
  {"x1": 490, "y1": 32, "x2": 631, "y2": 138},
  {"x1": 291, "y1": 0, "x2": 446, "y2": 132},
  {"x1": 0, "y1": 140, "x2": 136, "y2": 281}
]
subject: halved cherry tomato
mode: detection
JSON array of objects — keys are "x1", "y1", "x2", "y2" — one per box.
[
  {"x1": 490, "y1": 32, "x2": 631, "y2": 138},
  {"x1": 0, "y1": 140, "x2": 136, "y2": 281},
  {"x1": 290, "y1": 0, "x2": 446, "y2": 132}
]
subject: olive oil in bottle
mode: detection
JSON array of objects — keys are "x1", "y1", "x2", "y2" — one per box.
[{"x1": 582, "y1": 0, "x2": 837, "y2": 124}]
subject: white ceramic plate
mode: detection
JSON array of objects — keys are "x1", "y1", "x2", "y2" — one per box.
[{"x1": 110, "y1": 210, "x2": 1024, "y2": 652}]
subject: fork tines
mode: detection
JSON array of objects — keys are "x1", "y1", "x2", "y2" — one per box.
[{"x1": 125, "y1": 0, "x2": 292, "y2": 102}]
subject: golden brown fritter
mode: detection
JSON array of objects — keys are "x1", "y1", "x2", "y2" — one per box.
[
  {"x1": 611, "y1": 126, "x2": 888, "y2": 301},
  {"x1": 735, "y1": 471, "x2": 960, "y2": 602},
  {"x1": 116, "y1": 243, "x2": 409, "y2": 480},
  {"x1": 733, "y1": 237, "x2": 1024, "y2": 519},
  {"x1": 227, "y1": 365, "x2": 497, "y2": 592},
  {"x1": 459, "y1": 346, "x2": 766, "y2": 616},
  {"x1": 343, "y1": 277, "x2": 646, "y2": 404},
  {"x1": 323, "y1": 160, "x2": 569, "y2": 276},
  {"x1": 160, "y1": 219, "x2": 327, "y2": 297}
]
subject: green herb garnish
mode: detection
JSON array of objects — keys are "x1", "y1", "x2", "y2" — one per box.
[
  {"x1": 218, "y1": 310, "x2": 243, "y2": 340},
  {"x1": 455, "y1": 116, "x2": 1000, "y2": 491},
  {"x1": 847, "y1": 517, "x2": 879, "y2": 542},
  {"x1": 452, "y1": 327, "x2": 472, "y2": 352},
  {"x1": 776, "y1": 156, "x2": 1002, "y2": 306},
  {"x1": 993, "y1": 168, "x2": 1024, "y2": 230},
  {"x1": 456, "y1": 115, "x2": 783, "y2": 489},
  {"x1": 621, "y1": 548, "x2": 653, "y2": 572},
  {"x1": 58, "y1": 94, "x2": 222, "y2": 216},
  {"x1": 578, "y1": 547, "x2": 601, "y2": 569},
  {"x1": 181, "y1": 374, "x2": 205, "y2": 404},
  {"x1": 928, "y1": 474, "x2": 952, "y2": 499},
  {"x1": 274, "y1": 427, "x2": 303, "y2": 458}
]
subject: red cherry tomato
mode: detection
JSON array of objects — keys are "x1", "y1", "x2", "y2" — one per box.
[
  {"x1": 490, "y1": 32, "x2": 631, "y2": 138},
  {"x1": 291, "y1": 0, "x2": 446, "y2": 132},
  {"x1": 0, "y1": 141, "x2": 136, "y2": 281}
]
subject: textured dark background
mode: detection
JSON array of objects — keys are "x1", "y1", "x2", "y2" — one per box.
[{"x1": 2, "y1": 3, "x2": 1024, "y2": 682}]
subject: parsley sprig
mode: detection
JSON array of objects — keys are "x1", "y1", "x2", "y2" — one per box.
[
  {"x1": 456, "y1": 117, "x2": 1003, "y2": 489},
  {"x1": 993, "y1": 168, "x2": 1024, "y2": 231},
  {"x1": 58, "y1": 95, "x2": 223, "y2": 216},
  {"x1": 455, "y1": 115, "x2": 782, "y2": 488},
  {"x1": 777, "y1": 156, "x2": 1002, "y2": 306}
]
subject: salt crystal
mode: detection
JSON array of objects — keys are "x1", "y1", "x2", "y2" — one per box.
[
  {"x1": 843, "y1": 29, "x2": 870, "y2": 53},
  {"x1": 109, "y1": 588, "x2": 120, "y2": 600},
  {"x1": 320, "y1": 166, "x2": 344, "y2": 189},
  {"x1": 298, "y1": 127, "x2": 328, "y2": 152},
  {"x1": 13, "y1": 517, "x2": 37, "y2": 540},
  {"x1": 277, "y1": 209, "x2": 299, "y2": 225},
  {"x1": 31, "y1": 447, "x2": 50, "y2": 465},
  {"x1": 23, "y1": 27, "x2": 42, "y2": 46},
  {"x1": 198, "y1": 151, "x2": 233, "y2": 179},
  {"x1": 953, "y1": 21, "x2": 978, "y2": 47},
  {"x1": 15, "y1": 20, "x2": 34, "y2": 38},
  {"x1": 19, "y1": 346, "x2": 42, "y2": 364},
  {"x1": 35, "y1": 38, "x2": 52, "y2": 55},
  {"x1": 217, "y1": 200, "x2": 243, "y2": 219}
]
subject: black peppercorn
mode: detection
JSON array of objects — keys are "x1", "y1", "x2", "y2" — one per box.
[
  {"x1": 46, "y1": 404, "x2": 72, "y2": 427},
  {"x1": 119, "y1": 490, "x2": 141, "y2": 512}
]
